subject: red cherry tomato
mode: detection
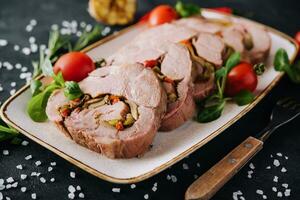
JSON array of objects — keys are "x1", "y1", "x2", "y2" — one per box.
[
  {"x1": 148, "y1": 5, "x2": 178, "y2": 27},
  {"x1": 53, "y1": 52, "x2": 95, "y2": 82},
  {"x1": 210, "y1": 7, "x2": 233, "y2": 14},
  {"x1": 139, "y1": 11, "x2": 151, "y2": 24},
  {"x1": 295, "y1": 31, "x2": 300, "y2": 55},
  {"x1": 225, "y1": 62, "x2": 258, "y2": 96}
]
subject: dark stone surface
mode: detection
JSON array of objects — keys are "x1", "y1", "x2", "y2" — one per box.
[{"x1": 0, "y1": 0, "x2": 300, "y2": 199}]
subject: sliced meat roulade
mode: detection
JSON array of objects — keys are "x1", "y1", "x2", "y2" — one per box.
[{"x1": 46, "y1": 63, "x2": 167, "y2": 159}]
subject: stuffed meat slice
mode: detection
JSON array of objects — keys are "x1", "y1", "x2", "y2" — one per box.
[{"x1": 46, "y1": 63, "x2": 167, "y2": 159}]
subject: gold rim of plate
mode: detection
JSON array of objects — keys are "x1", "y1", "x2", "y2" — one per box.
[{"x1": 0, "y1": 10, "x2": 299, "y2": 184}]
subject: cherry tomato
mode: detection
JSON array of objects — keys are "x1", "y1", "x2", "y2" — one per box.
[
  {"x1": 148, "y1": 5, "x2": 178, "y2": 27},
  {"x1": 139, "y1": 11, "x2": 151, "y2": 24},
  {"x1": 53, "y1": 52, "x2": 95, "y2": 82},
  {"x1": 225, "y1": 62, "x2": 258, "y2": 96},
  {"x1": 210, "y1": 7, "x2": 233, "y2": 14},
  {"x1": 295, "y1": 31, "x2": 300, "y2": 55}
]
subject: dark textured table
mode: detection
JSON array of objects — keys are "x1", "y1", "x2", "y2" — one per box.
[{"x1": 1, "y1": 0, "x2": 300, "y2": 199}]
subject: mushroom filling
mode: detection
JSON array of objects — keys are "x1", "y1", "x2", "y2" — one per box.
[{"x1": 58, "y1": 94, "x2": 139, "y2": 131}]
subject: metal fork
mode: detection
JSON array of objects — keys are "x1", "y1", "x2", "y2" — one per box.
[{"x1": 185, "y1": 98, "x2": 300, "y2": 200}]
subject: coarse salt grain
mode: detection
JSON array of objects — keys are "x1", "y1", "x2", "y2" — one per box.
[
  {"x1": 285, "y1": 156, "x2": 288, "y2": 160},
  {"x1": 50, "y1": 162, "x2": 56, "y2": 166},
  {"x1": 272, "y1": 187, "x2": 277, "y2": 192},
  {"x1": 6, "y1": 184, "x2": 11, "y2": 189},
  {"x1": 10, "y1": 89, "x2": 16, "y2": 95},
  {"x1": 182, "y1": 163, "x2": 189, "y2": 170},
  {"x1": 282, "y1": 183, "x2": 288, "y2": 188},
  {"x1": 277, "y1": 191, "x2": 283, "y2": 197},
  {"x1": 40, "y1": 177, "x2": 46, "y2": 183},
  {"x1": 16, "y1": 164, "x2": 23, "y2": 169},
  {"x1": 30, "y1": 19, "x2": 37, "y2": 26},
  {"x1": 273, "y1": 159, "x2": 280, "y2": 167},
  {"x1": 0, "y1": 185, "x2": 4, "y2": 191},
  {"x1": 196, "y1": 163, "x2": 200, "y2": 167},
  {"x1": 247, "y1": 174, "x2": 252, "y2": 179},
  {"x1": 10, "y1": 82, "x2": 16, "y2": 87},
  {"x1": 249, "y1": 163, "x2": 255, "y2": 169},
  {"x1": 6, "y1": 177, "x2": 14, "y2": 183},
  {"x1": 266, "y1": 166, "x2": 271, "y2": 169},
  {"x1": 112, "y1": 188, "x2": 120, "y2": 193},
  {"x1": 0, "y1": 193, "x2": 2, "y2": 200},
  {"x1": 193, "y1": 174, "x2": 198, "y2": 179},
  {"x1": 50, "y1": 178, "x2": 55, "y2": 182},
  {"x1": 21, "y1": 66, "x2": 28, "y2": 72},
  {"x1": 25, "y1": 155, "x2": 32, "y2": 160},
  {"x1": 31, "y1": 193, "x2": 37, "y2": 199},
  {"x1": 21, "y1": 187, "x2": 26, "y2": 192},
  {"x1": 0, "y1": 179, "x2": 3, "y2": 185},
  {"x1": 76, "y1": 185, "x2": 81, "y2": 191},
  {"x1": 85, "y1": 24, "x2": 92, "y2": 32},
  {"x1": 3, "y1": 150, "x2": 9, "y2": 155},
  {"x1": 6, "y1": 197, "x2": 11, "y2": 200},
  {"x1": 48, "y1": 166, "x2": 53, "y2": 172},
  {"x1": 130, "y1": 184, "x2": 136, "y2": 189},
  {"x1": 20, "y1": 174, "x2": 27, "y2": 180},
  {"x1": 78, "y1": 192, "x2": 84, "y2": 198},
  {"x1": 30, "y1": 44, "x2": 38, "y2": 53},
  {"x1": 68, "y1": 185, "x2": 76, "y2": 193},
  {"x1": 144, "y1": 194, "x2": 149, "y2": 199},
  {"x1": 70, "y1": 171, "x2": 76, "y2": 178},
  {"x1": 35, "y1": 160, "x2": 41, "y2": 166},
  {"x1": 15, "y1": 63, "x2": 21, "y2": 69},
  {"x1": 22, "y1": 47, "x2": 31, "y2": 55},
  {"x1": 14, "y1": 45, "x2": 20, "y2": 51},
  {"x1": 51, "y1": 24, "x2": 59, "y2": 30},
  {"x1": 21, "y1": 140, "x2": 29, "y2": 146},
  {"x1": 273, "y1": 176, "x2": 278, "y2": 182},
  {"x1": 281, "y1": 167, "x2": 287, "y2": 173},
  {"x1": 31, "y1": 172, "x2": 37, "y2": 176},
  {"x1": 0, "y1": 39, "x2": 8, "y2": 46},
  {"x1": 29, "y1": 36, "x2": 36, "y2": 44},
  {"x1": 11, "y1": 182, "x2": 18, "y2": 188},
  {"x1": 80, "y1": 21, "x2": 86, "y2": 28},
  {"x1": 171, "y1": 175, "x2": 177, "y2": 183},
  {"x1": 256, "y1": 189, "x2": 263, "y2": 195},
  {"x1": 68, "y1": 193, "x2": 75, "y2": 199},
  {"x1": 262, "y1": 195, "x2": 267, "y2": 199},
  {"x1": 276, "y1": 153, "x2": 282, "y2": 157},
  {"x1": 284, "y1": 189, "x2": 291, "y2": 196}
]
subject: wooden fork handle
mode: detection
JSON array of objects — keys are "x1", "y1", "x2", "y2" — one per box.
[{"x1": 185, "y1": 136, "x2": 263, "y2": 200}]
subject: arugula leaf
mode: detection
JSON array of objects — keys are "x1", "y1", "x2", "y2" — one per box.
[
  {"x1": 27, "y1": 84, "x2": 60, "y2": 122},
  {"x1": 73, "y1": 25, "x2": 103, "y2": 51},
  {"x1": 233, "y1": 90, "x2": 255, "y2": 106},
  {"x1": 30, "y1": 79, "x2": 42, "y2": 96},
  {"x1": 0, "y1": 125, "x2": 19, "y2": 142},
  {"x1": 197, "y1": 99, "x2": 226, "y2": 123},
  {"x1": 274, "y1": 48, "x2": 290, "y2": 71},
  {"x1": 53, "y1": 72, "x2": 65, "y2": 87},
  {"x1": 215, "y1": 67, "x2": 227, "y2": 80},
  {"x1": 225, "y1": 52, "x2": 241, "y2": 71},
  {"x1": 285, "y1": 60, "x2": 300, "y2": 83},
  {"x1": 64, "y1": 81, "x2": 83, "y2": 100},
  {"x1": 175, "y1": 1, "x2": 201, "y2": 18}
]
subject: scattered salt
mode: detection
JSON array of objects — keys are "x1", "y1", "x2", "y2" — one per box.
[
  {"x1": 182, "y1": 163, "x2": 189, "y2": 170},
  {"x1": 262, "y1": 194, "x2": 267, "y2": 199},
  {"x1": 6, "y1": 177, "x2": 14, "y2": 183},
  {"x1": 21, "y1": 187, "x2": 26, "y2": 192},
  {"x1": 16, "y1": 164, "x2": 23, "y2": 170},
  {"x1": 29, "y1": 36, "x2": 36, "y2": 44},
  {"x1": 78, "y1": 192, "x2": 85, "y2": 198},
  {"x1": 273, "y1": 176, "x2": 278, "y2": 182},
  {"x1": 285, "y1": 156, "x2": 288, "y2": 160},
  {"x1": 130, "y1": 184, "x2": 136, "y2": 189},
  {"x1": 22, "y1": 47, "x2": 31, "y2": 55},
  {"x1": 11, "y1": 182, "x2": 18, "y2": 188},
  {"x1": 31, "y1": 193, "x2": 37, "y2": 199},
  {"x1": 14, "y1": 45, "x2": 20, "y2": 51},
  {"x1": 20, "y1": 174, "x2": 27, "y2": 180},
  {"x1": 256, "y1": 189, "x2": 263, "y2": 195},
  {"x1": 68, "y1": 185, "x2": 76, "y2": 193},
  {"x1": 249, "y1": 163, "x2": 255, "y2": 169},
  {"x1": 266, "y1": 166, "x2": 271, "y2": 169},
  {"x1": 40, "y1": 177, "x2": 46, "y2": 183},
  {"x1": 144, "y1": 194, "x2": 149, "y2": 199},
  {"x1": 50, "y1": 178, "x2": 55, "y2": 182},
  {"x1": 171, "y1": 175, "x2": 177, "y2": 183},
  {"x1": 6, "y1": 184, "x2": 11, "y2": 189},
  {"x1": 70, "y1": 171, "x2": 76, "y2": 178},
  {"x1": 277, "y1": 191, "x2": 283, "y2": 197},
  {"x1": 10, "y1": 89, "x2": 16, "y2": 95},
  {"x1": 273, "y1": 159, "x2": 280, "y2": 167},
  {"x1": 112, "y1": 188, "x2": 120, "y2": 193},
  {"x1": 0, "y1": 193, "x2": 2, "y2": 200},
  {"x1": 272, "y1": 187, "x2": 277, "y2": 192},
  {"x1": 281, "y1": 167, "x2": 287, "y2": 173},
  {"x1": 3, "y1": 150, "x2": 9, "y2": 155},
  {"x1": 282, "y1": 183, "x2": 288, "y2": 188},
  {"x1": 76, "y1": 185, "x2": 81, "y2": 191},
  {"x1": 0, "y1": 179, "x2": 3, "y2": 185},
  {"x1": 21, "y1": 140, "x2": 29, "y2": 146},
  {"x1": 25, "y1": 155, "x2": 32, "y2": 160},
  {"x1": 30, "y1": 19, "x2": 37, "y2": 26},
  {"x1": 35, "y1": 160, "x2": 41, "y2": 166},
  {"x1": 284, "y1": 189, "x2": 291, "y2": 197},
  {"x1": 276, "y1": 153, "x2": 282, "y2": 157},
  {"x1": 0, "y1": 39, "x2": 8, "y2": 47},
  {"x1": 48, "y1": 166, "x2": 53, "y2": 172},
  {"x1": 50, "y1": 162, "x2": 56, "y2": 166}
]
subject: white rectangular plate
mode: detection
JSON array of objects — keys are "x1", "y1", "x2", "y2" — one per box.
[{"x1": 1, "y1": 10, "x2": 298, "y2": 183}]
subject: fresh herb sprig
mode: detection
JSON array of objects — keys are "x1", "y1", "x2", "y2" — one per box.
[
  {"x1": 197, "y1": 52, "x2": 254, "y2": 123},
  {"x1": 0, "y1": 124, "x2": 19, "y2": 142},
  {"x1": 175, "y1": 1, "x2": 201, "y2": 18},
  {"x1": 274, "y1": 48, "x2": 300, "y2": 83}
]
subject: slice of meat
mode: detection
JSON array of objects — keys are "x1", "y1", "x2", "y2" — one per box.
[
  {"x1": 192, "y1": 33, "x2": 226, "y2": 67},
  {"x1": 221, "y1": 25, "x2": 245, "y2": 53},
  {"x1": 234, "y1": 19, "x2": 271, "y2": 63},
  {"x1": 159, "y1": 44, "x2": 196, "y2": 131},
  {"x1": 46, "y1": 63, "x2": 167, "y2": 159},
  {"x1": 174, "y1": 17, "x2": 224, "y2": 34},
  {"x1": 193, "y1": 75, "x2": 215, "y2": 100}
]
